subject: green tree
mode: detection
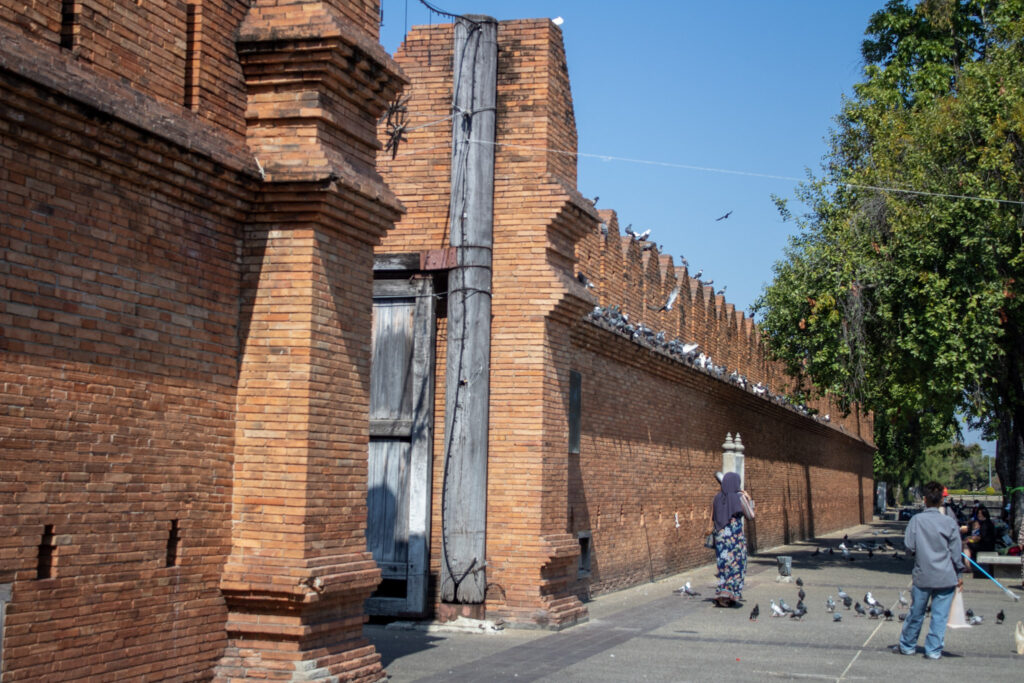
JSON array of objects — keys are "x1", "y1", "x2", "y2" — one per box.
[{"x1": 755, "y1": 0, "x2": 1024, "y2": 528}]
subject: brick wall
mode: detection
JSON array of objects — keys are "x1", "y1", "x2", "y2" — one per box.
[
  {"x1": 1, "y1": 1, "x2": 404, "y2": 680},
  {"x1": 378, "y1": 17, "x2": 874, "y2": 627},
  {"x1": 0, "y1": 24, "x2": 251, "y2": 679}
]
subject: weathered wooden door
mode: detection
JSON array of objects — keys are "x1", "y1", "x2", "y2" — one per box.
[{"x1": 365, "y1": 276, "x2": 435, "y2": 616}]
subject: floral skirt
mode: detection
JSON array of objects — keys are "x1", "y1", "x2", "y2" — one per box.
[{"x1": 715, "y1": 516, "x2": 747, "y2": 602}]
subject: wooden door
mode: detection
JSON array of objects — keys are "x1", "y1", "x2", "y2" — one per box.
[{"x1": 365, "y1": 276, "x2": 435, "y2": 616}]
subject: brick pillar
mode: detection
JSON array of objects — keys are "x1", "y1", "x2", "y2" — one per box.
[{"x1": 216, "y1": 3, "x2": 406, "y2": 681}]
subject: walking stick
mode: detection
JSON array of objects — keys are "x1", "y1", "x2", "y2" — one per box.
[{"x1": 962, "y1": 552, "x2": 1020, "y2": 601}]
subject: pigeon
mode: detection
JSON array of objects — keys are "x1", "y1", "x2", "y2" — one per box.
[
  {"x1": 837, "y1": 587, "x2": 850, "y2": 601},
  {"x1": 798, "y1": 588, "x2": 806, "y2": 602},
  {"x1": 884, "y1": 609, "x2": 894, "y2": 621},
  {"x1": 843, "y1": 595, "x2": 853, "y2": 610},
  {"x1": 791, "y1": 604, "x2": 807, "y2": 620},
  {"x1": 966, "y1": 608, "x2": 974, "y2": 619},
  {"x1": 716, "y1": 287, "x2": 727, "y2": 296},
  {"x1": 693, "y1": 269, "x2": 703, "y2": 280},
  {"x1": 865, "y1": 592, "x2": 878, "y2": 608},
  {"x1": 649, "y1": 286, "x2": 680, "y2": 312},
  {"x1": 1015, "y1": 621, "x2": 1024, "y2": 655},
  {"x1": 826, "y1": 595, "x2": 836, "y2": 613},
  {"x1": 838, "y1": 541, "x2": 848, "y2": 551},
  {"x1": 812, "y1": 547, "x2": 820, "y2": 556},
  {"x1": 749, "y1": 604, "x2": 759, "y2": 621},
  {"x1": 715, "y1": 210, "x2": 733, "y2": 221},
  {"x1": 636, "y1": 229, "x2": 651, "y2": 241},
  {"x1": 770, "y1": 600, "x2": 786, "y2": 618},
  {"x1": 795, "y1": 577, "x2": 804, "y2": 587},
  {"x1": 968, "y1": 615, "x2": 983, "y2": 626},
  {"x1": 576, "y1": 271, "x2": 595, "y2": 289},
  {"x1": 898, "y1": 612, "x2": 907, "y2": 622},
  {"x1": 868, "y1": 606, "x2": 882, "y2": 619},
  {"x1": 676, "y1": 581, "x2": 700, "y2": 597},
  {"x1": 898, "y1": 590, "x2": 909, "y2": 609},
  {"x1": 996, "y1": 609, "x2": 1005, "y2": 624},
  {"x1": 832, "y1": 612, "x2": 842, "y2": 622},
  {"x1": 779, "y1": 598, "x2": 794, "y2": 614},
  {"x1": 590, "y1": 196, "x2": 599, "y2": 206},
  {"x1": 854, "y1": 602, "x2": 866, "y2": 617}
]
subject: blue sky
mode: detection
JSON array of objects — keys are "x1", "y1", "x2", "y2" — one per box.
[{"x1": 378, "y1": 0, "x2": 995, "y2": 456}]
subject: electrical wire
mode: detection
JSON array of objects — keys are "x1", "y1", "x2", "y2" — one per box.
[{"x1": 394, "y1": 138, "x2": 1024, "y2": 207}]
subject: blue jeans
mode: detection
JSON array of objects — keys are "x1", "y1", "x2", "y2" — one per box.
[{"x1": 898, "y1": 584, "x2": 955, "y2": 658}]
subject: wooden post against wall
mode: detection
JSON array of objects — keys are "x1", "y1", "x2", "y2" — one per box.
[{"x1": 440, "y1": 14, "x2": 497, "y2": 604}]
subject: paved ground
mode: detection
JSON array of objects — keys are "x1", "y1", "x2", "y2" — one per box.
[{"x1": 367, "y1": 519, "x2": 1024, "y2": 682}]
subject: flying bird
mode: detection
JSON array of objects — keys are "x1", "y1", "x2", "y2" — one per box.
[
  {"x1": 649, "y1": 286, "x2": 680, "y2": 312},
  {"x1": 715, "y1": 210, "x2": 733, "y2": 221},
  {"x1": 749, "y1": 604, "x2": 759, "y2": 621}
]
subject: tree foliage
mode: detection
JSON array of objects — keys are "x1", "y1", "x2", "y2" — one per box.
[{"x1": 754, "y1": 0, "x2": 1024, "y2": 525}]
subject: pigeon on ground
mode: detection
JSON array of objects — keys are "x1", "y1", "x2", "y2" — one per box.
[
  {"x1": 966, "y1": 608, "x2": 975, "y2": 619},
  {"x1": 996, "y1": 609, "x2": 1004, "y2": 624},
  {"x1": 969, "y1": 615, "x2": 983, "y2": 626},
  {"x1": 770, "y1": 600, "x2": 786, "y2": 618},
  {"x1": 832, "y1": 612, "x2": 842, "y2": 622},
  {"x1": 678, "y1": 581, "x2": 700, "y2": 597},
  {"x1": 868, "y1": 607, "x2": 882, "y2": 619},
  {"x1": 749, "y1": 604, "x2": 759, "y2": 621},
  {"x1": 837, "y1": 587, "x2": 850, "y2": 601},
  {"x1": 779, "y1": 598, "x2": 794, "y2": 614},
  {"x1": 795, "y1": 577, "x2": 804, "y2": 587},
  {"x1": 854, "y1": 602, "x2": 866, "y2": 617},
  {"x1": 791, "y1": 605, "x2": 807, "y2": 620},
  {"x1": 826, "y1": 595, "x2": 836, "y2": 613},
  {"x1": 843, "y1": 595, "x2": 853, "y2": 610},
  {"x1": 883, "y1": 609, "x2": 894, "y2": 621},
  {"x1": 798, "y1": 588, "x2": 806, "y2": 602},
  {"x1": 865, "y1": 592, "x2": 879, "y2": 608}
]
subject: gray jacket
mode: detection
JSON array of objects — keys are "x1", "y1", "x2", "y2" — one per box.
[{"x1": 905, "y1": 507, "x2": 963, "y2": 589}]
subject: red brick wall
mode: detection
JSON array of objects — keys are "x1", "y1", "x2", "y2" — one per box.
[
  {"x1": 378, "y1": 17, "x2": 874, "y2": 626},
  {"x1": 0, "y1": 40, "x2": 251, "y2": 681},
  {"x1": 1, "y1": 0, "x2": 404, "y2": 679}
]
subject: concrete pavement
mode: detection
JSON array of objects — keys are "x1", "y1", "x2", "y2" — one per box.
[{"x1": 367, "y1": 519, "x2": 1024, "y2": 682}]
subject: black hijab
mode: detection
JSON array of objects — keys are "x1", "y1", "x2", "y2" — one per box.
[{"x1": 713, "y1": 472, "x2": 745, "y2": 531}]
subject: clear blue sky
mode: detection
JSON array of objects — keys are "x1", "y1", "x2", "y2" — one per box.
[{"x1": 379, "y1": 0, "x2": 994, "y2": 457}]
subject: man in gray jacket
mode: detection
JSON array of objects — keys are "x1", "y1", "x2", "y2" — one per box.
[{"x1": 896, "y1": 481, "x2": 964, "y2": 659}]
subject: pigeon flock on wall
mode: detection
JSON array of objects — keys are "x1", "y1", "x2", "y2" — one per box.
[{"x1": 586, "y1": 303, "x2": 833, "y2": 427}]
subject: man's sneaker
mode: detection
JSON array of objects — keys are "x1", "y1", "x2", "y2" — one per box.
[{"x1": 890, "y1": 645, "x2": 915, "y2": 655}]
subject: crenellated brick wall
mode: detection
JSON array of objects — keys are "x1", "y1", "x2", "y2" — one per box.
[{"x1": 378, "y1": 17, "x2": 874, "y2": 627}]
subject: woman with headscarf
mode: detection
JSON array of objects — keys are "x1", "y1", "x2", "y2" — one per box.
[{"x1": 709, "y1": 471, "x2": 751, "y2": 607}]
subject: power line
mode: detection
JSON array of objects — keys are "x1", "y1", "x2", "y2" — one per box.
[{"x1": 394, "y1": 138, "x2": 1024, "y2": 207}]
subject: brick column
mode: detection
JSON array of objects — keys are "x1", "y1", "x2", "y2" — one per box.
[{"x1": 216, "y1": 3, "x2": 405, "y2": 681}]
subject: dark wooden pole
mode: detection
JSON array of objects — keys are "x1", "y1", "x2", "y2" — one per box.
[{"x1": 440, "y1": 14, "x2": 497, "y2": 604}]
